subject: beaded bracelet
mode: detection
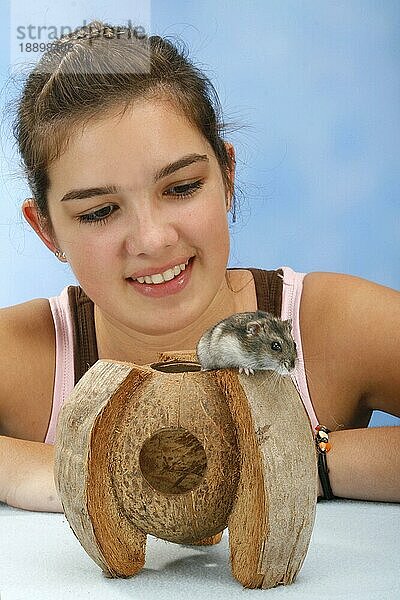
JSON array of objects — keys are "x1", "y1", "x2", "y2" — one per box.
[{"x1": 315, "y1": 425, "x2": 335, "y2": 500}]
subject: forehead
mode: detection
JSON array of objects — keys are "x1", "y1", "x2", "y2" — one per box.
[{"x1": 47, "y1": 98, "x2": 212, "y2": 196}]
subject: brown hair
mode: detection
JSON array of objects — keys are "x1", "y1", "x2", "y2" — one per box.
[{"x1": 12, "y1": 20, "x2": 238, "y2": 235}]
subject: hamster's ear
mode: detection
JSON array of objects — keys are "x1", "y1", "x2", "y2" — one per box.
[
  {"x1": 22, "y1": 198, "x2": 58, "y2": 254},
  {"x1": 246, "y1": 321, "x2": 261, "y2": 336},
  {"x1": 284, "y1": 318, "x2": 293, "y2": 330}
]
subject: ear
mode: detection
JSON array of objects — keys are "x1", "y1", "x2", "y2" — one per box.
[
  {"x1": 224, "y1": 141, "x2": 236, "y2": 211},
  {"x1": 246, "y1": 321, "x2": 261, "y2": 336},
  {"x1": 22, "y1": 198, "x2": 57, "y2": 254}
]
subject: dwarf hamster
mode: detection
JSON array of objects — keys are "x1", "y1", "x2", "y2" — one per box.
[{"x1": 196, "y1": 310, "x2": 297, "y2": 376}]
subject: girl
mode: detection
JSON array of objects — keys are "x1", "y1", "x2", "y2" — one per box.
[{"x1": 0, "y1": 21, "x2": 399, "y2": 512}]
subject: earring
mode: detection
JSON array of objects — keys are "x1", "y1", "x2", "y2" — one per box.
[
  {"x1": 226, "y1": 196, "x2": 236, "y2": 223},
  {"x1": 55, "y1": 249, "x2": 68, "y2": 262}
]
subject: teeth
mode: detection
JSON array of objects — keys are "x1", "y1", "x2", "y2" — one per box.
[
  {"x1": 150, "y1": 273, "x2": 164, "y2": 284},
  {"x1": 163, "y1": 268, "x2": 175, "y2": 282},
  {"x1": 133, "y1": 259, "x2": 190, "y2": 284}
]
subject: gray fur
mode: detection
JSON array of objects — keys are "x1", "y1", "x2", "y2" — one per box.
[{"x1": 196, "y1": 310, "x2": 297, "y2": 375}]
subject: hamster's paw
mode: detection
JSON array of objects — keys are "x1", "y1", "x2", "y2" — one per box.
[{"x1": 239, "y1": 367, "x2": 255, "y2": 376}]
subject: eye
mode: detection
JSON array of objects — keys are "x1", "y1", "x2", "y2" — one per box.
[
  {"x1": 164, "y1": 179, "x2": 204, "y2": 198},
  {"x1": 271, "y1": 341, "x2": 282, "y2": 352},
  {"x1": 77, "y1": 204, "x2": 117, "y2": 225}
]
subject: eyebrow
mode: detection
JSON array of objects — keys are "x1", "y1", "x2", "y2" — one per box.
[{"x1": 59, "y1": 153, "x2": 209, "y2": 202}]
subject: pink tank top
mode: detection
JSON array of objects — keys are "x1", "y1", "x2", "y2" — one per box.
[{"x1": 44, "y1": 266, "x2": 319, "y2": 444}]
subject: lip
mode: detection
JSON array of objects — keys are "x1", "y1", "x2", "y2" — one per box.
[
  {"x1": 126, "y1": 256, "x2": 194, "y2": 298},
  {"x1": 128, "y1": 256, "x2": 193, "y2": 280}
]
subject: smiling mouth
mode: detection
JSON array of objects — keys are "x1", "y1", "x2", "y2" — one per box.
[{"x1": 129, "y1": 258, "x2": 192, "y2": 285}]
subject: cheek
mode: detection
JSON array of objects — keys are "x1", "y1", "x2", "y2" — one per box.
[
  {"x1": 202, "y1": 204, "x2": 230, "y2": 260},
  {"x1": 65, "y1": 229, "x2": 119, "y2": 285},
  {"x1": 189, "y1": 194, "x2": 230, "y2": 246}
]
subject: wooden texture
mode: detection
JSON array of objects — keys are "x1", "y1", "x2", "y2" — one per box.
[
  {"x1": 54, "y1": 353, "x2": 317, "y2": 587},
  {"x1": 216, "y1": 370, "x2": 317, "y2": 588},
  {"x1": 54, "y1": 360, "x2": 147, "y2": 577}
]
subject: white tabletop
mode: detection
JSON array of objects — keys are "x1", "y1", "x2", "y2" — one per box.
[{"x1": 1, "y1": 499, "x2": 399, "y2": 600}]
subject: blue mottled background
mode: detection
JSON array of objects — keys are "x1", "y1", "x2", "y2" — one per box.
[{"x1": 0, "y1": 1, "x2": 398, "y2": 426}]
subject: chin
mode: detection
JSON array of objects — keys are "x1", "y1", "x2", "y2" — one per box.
[
  {"x1": 132, "y1": 298, "x2": 206, "y2": 336},
  {"x1": 134, "y1": 312, "x2": 198, "y2": 336}
]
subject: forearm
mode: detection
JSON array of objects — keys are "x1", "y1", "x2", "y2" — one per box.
[
  {"x1": 0, "y1": 435, "x2": 63, "y2": 512},
  {"x1": 322, "y1": 426, "x2": 400, "y2": 502}
]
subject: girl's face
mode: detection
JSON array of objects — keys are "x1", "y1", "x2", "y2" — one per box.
[{"x1": 42, "y1": 99, "x2": 234, "y2": 334}]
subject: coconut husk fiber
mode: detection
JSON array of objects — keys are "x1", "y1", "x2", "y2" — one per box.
[{"x1": 54, "y1": 352, "x2": 317, "y2": 588}]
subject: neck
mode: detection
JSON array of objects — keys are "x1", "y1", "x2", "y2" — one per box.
[{"x1": 94, "y1": 269, "x2": 256, "y2": 365}]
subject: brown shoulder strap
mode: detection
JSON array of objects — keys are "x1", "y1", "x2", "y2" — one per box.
[
  {"x1": 66, "y1": 268, "x2": 283, "y2": 384},
  {"x1": 246, "y1": 268, "x2": 284, "y2": 316},
  {"x1": 67, "y1": 286, "x2": 99, "y2": 385}
]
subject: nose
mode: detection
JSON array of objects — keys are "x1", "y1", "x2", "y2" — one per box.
[{"x1": 124, "y1": 204, "x2": 179, "y2": 256}]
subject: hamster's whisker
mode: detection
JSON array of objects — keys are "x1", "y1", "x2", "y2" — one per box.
[
  {"x1": 302, "y1": 365, "x2": 319, "y2": 395},
  {"x1": 269, "y1": 370, "x2": 283, "y2": 396},
  {"x1": 300, "y1": 354, "x2": 326, "y2": 363}
]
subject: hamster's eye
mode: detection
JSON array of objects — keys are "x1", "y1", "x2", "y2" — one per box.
[{"x1": 271, "y1": 341, "x2": 282, "y2": 352}]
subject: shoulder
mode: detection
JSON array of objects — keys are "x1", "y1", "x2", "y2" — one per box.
[
  {"x1": 0, "y1": 298, "x2": 56, "y2": 440},
  {"x1": 0, "y1": 297, "x2": 55, "y2": 347},
  {"x1": 301, "y1": 270, "x2": 400, "y2": 330},
  {"x1": 300, "y1": 271, "x2": 400, "y2": 417}
]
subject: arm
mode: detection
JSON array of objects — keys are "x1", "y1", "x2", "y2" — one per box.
[
  {"x1": 321, "y1": 426, "x2": 400, "y2": 502},
  {"x1": 301, "y1": 272, "x2": 400, "y2": 502},
  {"x1": 0, "y1": 435, "x2": 63, "y2": 512},
  {"x1": 0, "y1": 299, "x2": 61, "y2": 512}
]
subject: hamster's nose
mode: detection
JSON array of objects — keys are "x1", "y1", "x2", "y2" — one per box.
[{"x1": 285, "y1": 358, "x2": 296, "y2": 372}]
